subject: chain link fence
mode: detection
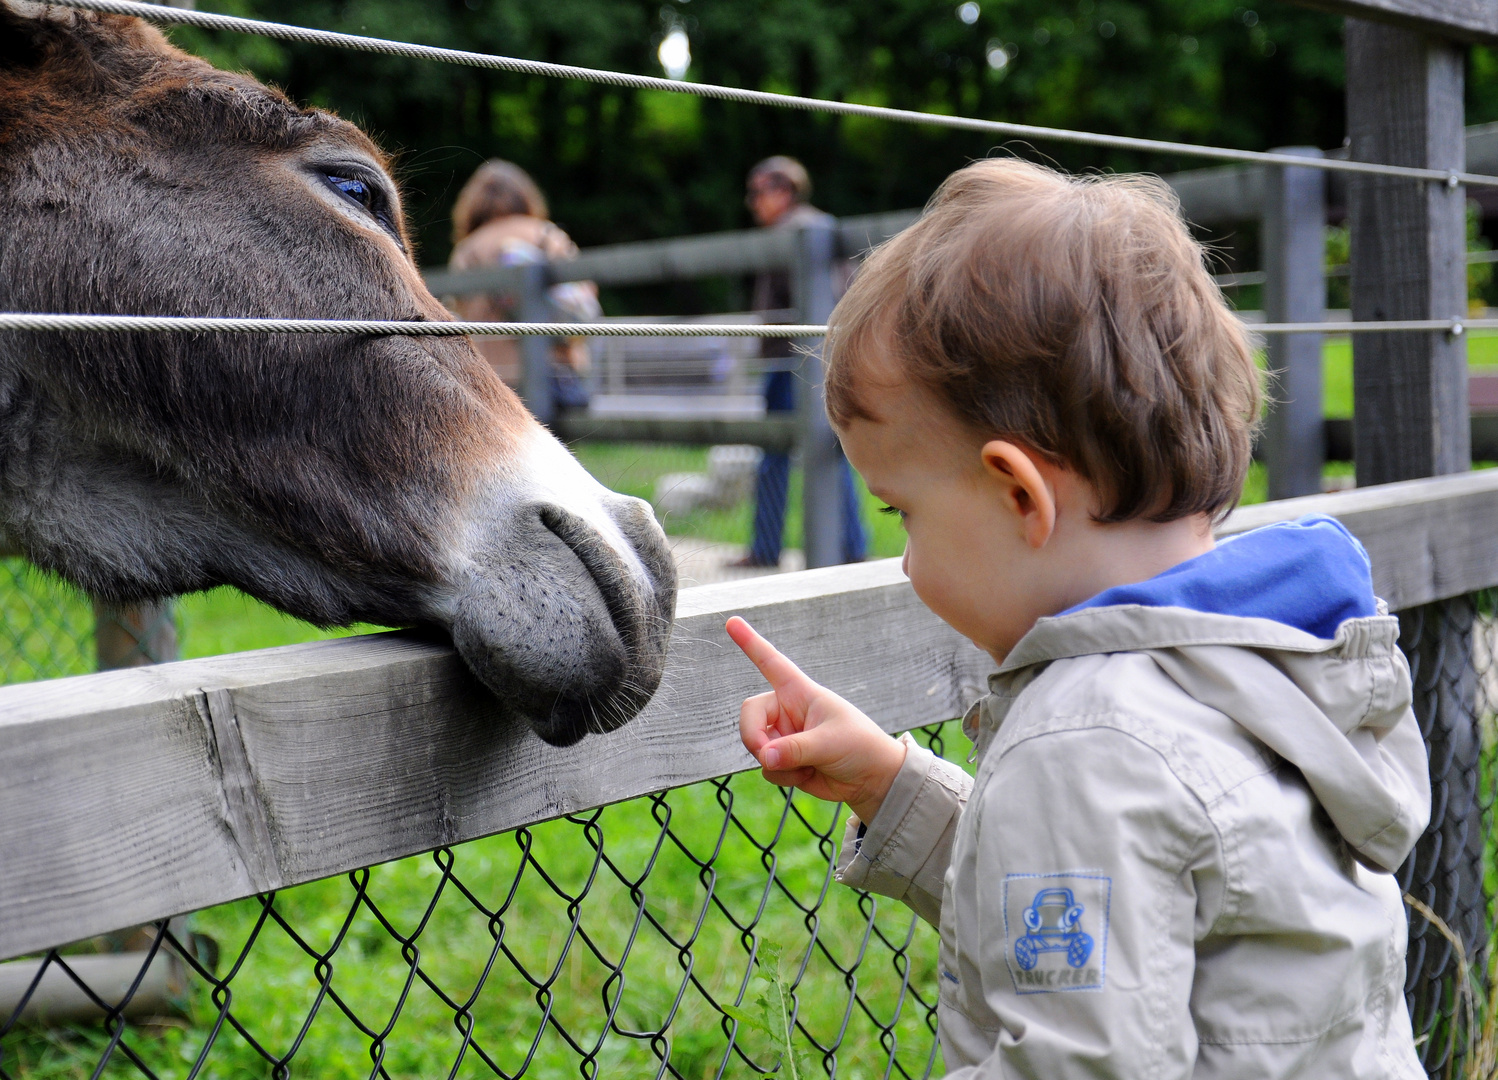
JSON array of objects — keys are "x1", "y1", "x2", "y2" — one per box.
[
  {"x1": 1, "y1": 555, "x2": 177, "y2": 688},
  {"x1": 1398, "y1": 593, "x2": 1498, "y2": 1077},
  {"x1": 0, "y1": 724, "x2": 957, "y2": 1080},
  {"x1": 1, "y1": 592, "x2": 1493, "y2": 1079},
  {"x1": 0, "y1": 558, "x2": 95, "y2": 685}
]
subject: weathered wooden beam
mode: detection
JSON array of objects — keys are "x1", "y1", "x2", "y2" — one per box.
[
  {"x1": 795, "y1": 221, "x2": 845, "y2": 569},
  {"x1": 1347, "y1": 19, "x2": 1470, "y2": 484},
  {"x1": 421, "y1": 262, "x2": 527, "y2": 299},
  {"x1": 423, "y1": 211, "x2": 918, "y2": 300},
  {"x1": 564, "y1": 228, "x2": 797, "y2": 287},
  {"x1": 553, "y1": 413, "x2": 799, "y2": 451},
  {"x1": 4, "y1": 471, "x2": 1498, "y2": 961},
  {"x1": 1345, "y1": 21, "x2": 1489, "y2": 1001},
  {"x1": 835, "y1": 210, "x2": 921, "y2": 257},
  {"x1": 0, "y1": 560, "x2": 992, "y2": 961},
  {"x1": 1167, "y1": 164, "x2": 1268, "y2": 226},
  {"x1": 1467, "y1": 120, "x2": 1498, "y2": 175},
  {"x1": 423, "y1": 232, "x2": 792, "y2": 297},
  {"x1": 1293, "y1": 0, "x2": 1498, "y2": 46},
  {"x1": 1219, "y1": 468, "x2": 1498, "y2": 606},
  {"x1": 1321, "y1": 414, "x2": 1498, "y2": 461}
]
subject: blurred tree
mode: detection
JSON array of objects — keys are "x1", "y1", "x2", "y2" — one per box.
[{"x1": 173, "y1": 0, "x2": 1366, "y2": 304}]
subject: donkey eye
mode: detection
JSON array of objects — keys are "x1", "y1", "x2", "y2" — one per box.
[
  {"x1": 326, "y1": 174, "x2": 374, "y2": 209},
  {"x1": 322, "y1": 172, "x2": 403, "y2": 250}
]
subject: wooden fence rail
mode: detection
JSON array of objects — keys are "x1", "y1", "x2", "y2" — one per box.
[
  {"x1": 419, "y1": 119, "x2": 1498, "y2": 511},
  {"x1": 3, "y1": 470, "x2": 1498, "y2": 962}
]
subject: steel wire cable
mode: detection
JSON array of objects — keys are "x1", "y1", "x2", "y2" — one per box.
[
  {"x1": 1, "y1": 312, "x2": 1491, "y2": 337},
  {"x1": 40, "y1": 0, "x2": 1498, "y2": 189},
  {"x1": 0, "y1": 314, "x2": 826, "y2": 337}
]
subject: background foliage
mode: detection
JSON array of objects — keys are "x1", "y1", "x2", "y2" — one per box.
[{"x1": 173, "y1": 0, "x2": 1366, "y2": 302}]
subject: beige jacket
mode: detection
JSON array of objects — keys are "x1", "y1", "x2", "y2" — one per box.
[{"x1": 838, "y1": 604, "x2": 1430, "y2": 1079}]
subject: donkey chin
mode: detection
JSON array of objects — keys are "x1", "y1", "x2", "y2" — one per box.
[{"x1": 443, "y1": 431, "x2": 678, "y2": 747}]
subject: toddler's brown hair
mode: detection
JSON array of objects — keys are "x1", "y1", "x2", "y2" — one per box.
[{"x1": 825, "y1": 158, "x2": 1261, "y2": 523}]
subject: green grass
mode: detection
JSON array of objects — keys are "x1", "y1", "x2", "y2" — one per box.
[
  {"x1": 571, "y1": 441, "x2": 908, "y2": 560},
  {"x1": 175, "y1": 589, "x2": 384, "y2": 659},
  {"x1": 0, "y1": 568, "x2": 384, "y2": 685},
  {"x1": 0, "y1": 562, "x2": 96, "y2": 684}
]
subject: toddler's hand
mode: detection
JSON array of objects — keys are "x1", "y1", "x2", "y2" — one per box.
[{"x1": 727, "y1": 616, "x2": 907, "y2": 825}]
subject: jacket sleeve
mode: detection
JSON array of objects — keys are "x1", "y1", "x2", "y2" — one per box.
[
  {"x1": 835, "y1": 732, "x2": 974, "y2": 927},
  {"x1": 944, "y1": 724, "x2": 1219, "y2": 1080}
]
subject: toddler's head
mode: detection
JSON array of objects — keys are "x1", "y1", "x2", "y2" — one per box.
[{"x1": 827, "y1": 158, "x2": 1261, "y2": 656}]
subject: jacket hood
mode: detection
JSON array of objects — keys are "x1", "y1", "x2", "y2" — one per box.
[
  {"x1": 991, "y1": 515, "x2": 1429, "y2": 873},
  {"x1": 1062, "y1": 515, "x2": 1378, "y2": 638}
]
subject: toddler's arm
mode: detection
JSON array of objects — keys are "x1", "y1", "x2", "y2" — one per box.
[
  {"x1": 727, "y1": 616, "x2": 907, "y2": 824},
  {"x1": 729, "y1": 616, "x2": 973, "y2": 927}
]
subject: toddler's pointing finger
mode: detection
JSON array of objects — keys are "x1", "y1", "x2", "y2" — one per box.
[{"x1": 726, "y1": 616, "x2": 812, "y2": 693}]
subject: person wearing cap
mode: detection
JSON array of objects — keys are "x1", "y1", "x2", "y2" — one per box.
[{"x1": 736, "y1": 156, "x2": 867, "y2": 567}]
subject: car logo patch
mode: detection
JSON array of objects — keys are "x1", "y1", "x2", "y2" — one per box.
[{"x1": 1001, "y1": 872, "x2": 1111, "y2": 993}]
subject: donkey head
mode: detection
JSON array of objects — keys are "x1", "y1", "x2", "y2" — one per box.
[{"x1": 0, "y1": 3, "x2": 675, "y2": 745}]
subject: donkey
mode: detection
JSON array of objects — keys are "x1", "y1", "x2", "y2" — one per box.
[{"x1": 0, "y1": 3, "x2": 676, "y2": 746}]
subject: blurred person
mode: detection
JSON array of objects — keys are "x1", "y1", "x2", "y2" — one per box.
[
  {"x1": 448, "y1": 159, "x2": 599, "y2": 409},
  {"x1": 736, "y1": 156, "x2": 867, "y2": 567}
]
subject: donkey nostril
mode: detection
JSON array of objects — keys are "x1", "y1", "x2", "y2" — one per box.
[
  {"x1": 604, "y1": 496, "x2": 678, "y2": 603},
  {"x1": 537, "y1": 504, "x2": 645, "y2": 649}
]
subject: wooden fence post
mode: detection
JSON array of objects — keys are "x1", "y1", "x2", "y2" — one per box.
[
  {"x1": 794, "y1": 220, "x2": 843, "y2": 569},
  {"x1": 1346, "y1": 17, "x2": 1480, "y2": 1056},
  {"x1": 519, "y1": 262, "x2": 555, "y2": 426},
  {"x1": 93, "y1": 601, "x2": 176, "y2": 670},
  {"x1": 1261, "y1": 147, "x2": 1326, "y2": 499},
  {"x1": 1346, "y1": 21, "x2": 1468, "y2": 484}
]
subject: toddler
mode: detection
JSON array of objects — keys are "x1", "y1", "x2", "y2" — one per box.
[{"x1": 727, "y1": 159, "x2": 1429, "y2": 1078}]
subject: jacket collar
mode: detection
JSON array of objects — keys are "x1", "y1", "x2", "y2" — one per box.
[{"x1": 997, "y1": 601, "x2": 1393, "y2": 676}]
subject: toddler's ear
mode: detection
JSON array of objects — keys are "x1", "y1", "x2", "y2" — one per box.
[{"x1": 981, "y1": 440, "x2": 1057, "y2": 548}]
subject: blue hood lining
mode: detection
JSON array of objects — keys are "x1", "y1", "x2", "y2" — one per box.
[{"x1": 1062, "y1": 515, "x2": 1377, "y2": 640}]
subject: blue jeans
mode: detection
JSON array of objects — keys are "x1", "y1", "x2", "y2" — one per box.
[{"x1": 748, "y1": 370, "x2": 867, "y2": 565}]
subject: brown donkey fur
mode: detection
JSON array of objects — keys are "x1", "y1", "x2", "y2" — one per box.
[{"x1": 0, "y1": 3, "x2": 676, "y2": 745}]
